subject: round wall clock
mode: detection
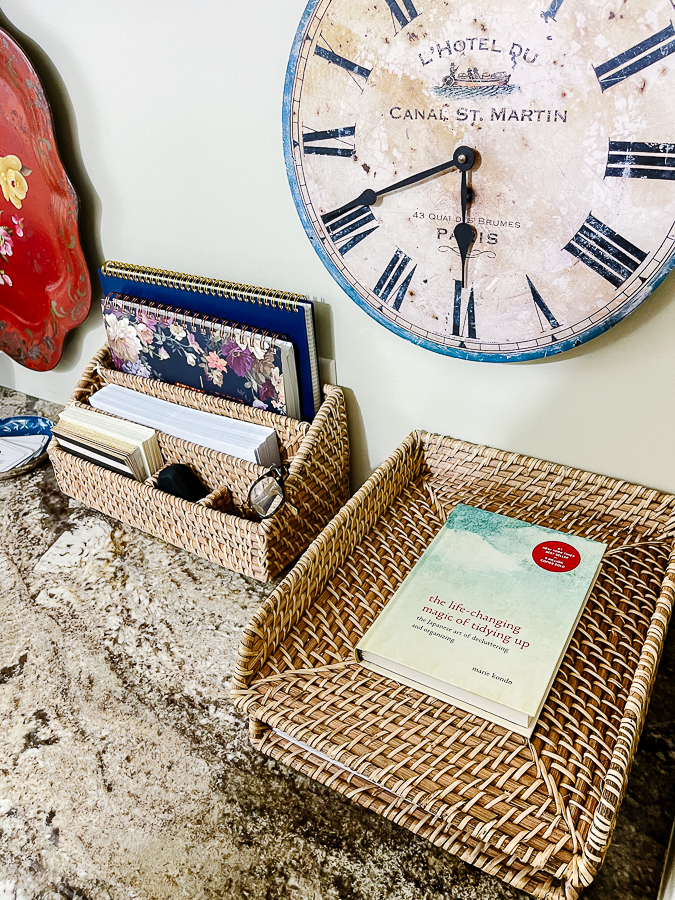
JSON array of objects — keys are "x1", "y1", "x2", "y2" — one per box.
[{"x1": 283, "y1": 0, "x2": 675, "y2": 361}]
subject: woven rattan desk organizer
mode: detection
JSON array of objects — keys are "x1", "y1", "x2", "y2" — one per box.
[
  {"x1": 48, "y1": 347, "x2": 350, "y2": 581},
  {"x1": 234, "y1": 431, "x2": 675, "y2": 898}
]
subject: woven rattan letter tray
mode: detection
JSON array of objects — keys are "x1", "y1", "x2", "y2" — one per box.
[
  {"x1": 49, "y1": 347, "x2": 350, "y2": 581},
  {"x1": 233, "y1": 431, "x2": 675, "y2": 898}
]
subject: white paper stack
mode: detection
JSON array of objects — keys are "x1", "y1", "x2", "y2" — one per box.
[
  {"x1": 0, "y1": 434, "x2": 49, "y2": 472},
  {"x1": 89, "y1": 384, "x2": 280, "y2": 467}
]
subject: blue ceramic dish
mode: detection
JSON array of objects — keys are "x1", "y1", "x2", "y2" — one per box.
[
  {"x1": 0, "y1": 414, "x2": 55, "y2": 437},
  {"x1": 0, "y1": 414, "x2": 55, "y2": 478}
]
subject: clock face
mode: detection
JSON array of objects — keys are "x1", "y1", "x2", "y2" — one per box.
[{"x1": 284, "y1": 0, "x2": 675, "y2": 361}]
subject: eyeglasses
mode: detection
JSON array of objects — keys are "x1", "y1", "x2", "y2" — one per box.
[{"x1": 247, "y1": 464, "x2": 296, "y2": 519}]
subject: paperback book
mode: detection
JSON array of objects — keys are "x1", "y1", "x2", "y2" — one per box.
[{"x1": 355, "y1": 504, "x2": 606, "y2": 737}]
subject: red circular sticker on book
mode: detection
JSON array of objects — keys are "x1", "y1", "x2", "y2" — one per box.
[{"x1": 532, "y1": 541, "x2": 581, "y2": 572}]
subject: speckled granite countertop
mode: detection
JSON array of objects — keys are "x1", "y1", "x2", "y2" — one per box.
[{"x1": 1, "y1": 385, "x2": 674, "y2": 900}]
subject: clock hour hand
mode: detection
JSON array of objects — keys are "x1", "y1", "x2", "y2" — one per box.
[
  {"x1": 453, "y1": 150, "x2": 477, "y2": 288},
  {"x1": 321, "y1": 145, "x2": 476, "y2": 225}
]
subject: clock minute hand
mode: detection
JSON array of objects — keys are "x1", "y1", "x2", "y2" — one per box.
[{"x1": 321, "y1": 146, "x2": 474, "y2": 225}]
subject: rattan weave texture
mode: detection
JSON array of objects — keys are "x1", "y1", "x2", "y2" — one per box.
[
  {"x1": 48, "y1": 347, "x2": 350, "y2": 581},
  {"x1": 233, "y1": 431, "x2": 675, "y2": 898}
]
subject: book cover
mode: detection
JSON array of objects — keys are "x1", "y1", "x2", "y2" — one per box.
[
  {"x1": 355, "y1": 504, "x2": 606, "y2": 736},
  {"x1": 98, "y1": 262, "x2": 320, "y2": 421},
  {"x1": 101, "y1": 293, "x2": 301, "y2": 419}
]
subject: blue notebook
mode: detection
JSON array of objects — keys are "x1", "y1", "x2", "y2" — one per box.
[{"x1": 98, "y1": 261, "x2": 321, "y2": 421}]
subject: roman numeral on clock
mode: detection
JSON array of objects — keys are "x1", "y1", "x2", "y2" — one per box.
[
  {"x1": 314, "y1": 39, "x2": 371, "y2": 84},
  {"x1": 383, "y1": 0, "x2": 419, "y2": 30},
  {"x1": 594, "y1": 22, "x2": 675, "y2": 92},
  {"x1": 453, "y1": 281, "x2": 476, "y2": 339},
  {"x1": 321, "y1": 205, "x2": 378, "y2": 255},
  {"x1": 302, "y1": 126, "x2": 356, "y2": 157},
  {"x1": 605, "y1": 141, "x2": 675, "y2": 180},
  {"x1": 373, "y1": 250, "x2": 416, "y2": 310},
  {"x1": 563, "y1": 214, "x2": 647, "y2": 288},
  {"x1": 527, "y1": 276, "x2": 560, "y2": 330}
]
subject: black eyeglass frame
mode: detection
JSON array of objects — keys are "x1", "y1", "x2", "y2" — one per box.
[{"x1": 246, "y1": 464, "x2": 290, "y2": 520}]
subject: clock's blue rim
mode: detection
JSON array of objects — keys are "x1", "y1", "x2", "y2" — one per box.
[{"x1": 282, "y1": 0, "x2": 675, "y2": 364}]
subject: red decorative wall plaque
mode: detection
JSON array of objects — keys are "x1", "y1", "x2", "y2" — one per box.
[{"x1": 0, "y1": 28, "x2": 90, "y2": 370}]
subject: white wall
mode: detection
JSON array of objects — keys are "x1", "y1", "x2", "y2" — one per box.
[{"x1": 1, "y1": 0, "x2": 675, "y2": 490}]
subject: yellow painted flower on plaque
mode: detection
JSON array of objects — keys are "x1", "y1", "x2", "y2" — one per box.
[{"x1": 0, "y1": 155, "x2": 28, "y2": 209}]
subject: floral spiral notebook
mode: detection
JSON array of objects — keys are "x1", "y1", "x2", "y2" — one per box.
[{"x1": 101, "y1": 293, "x2": 301, "y2": 419}]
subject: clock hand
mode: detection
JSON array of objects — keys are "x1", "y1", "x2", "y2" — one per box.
[
  {"x1": 452, "y1": 148, "x2": 477, "y2": 288},
  {"x1": 322, "y1": 145, "x2": 476, "y2": 225}
]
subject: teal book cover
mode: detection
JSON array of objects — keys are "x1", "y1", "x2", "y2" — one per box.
[{"x1": 355, "y1": 504, "x2": 606, "y2": 735}]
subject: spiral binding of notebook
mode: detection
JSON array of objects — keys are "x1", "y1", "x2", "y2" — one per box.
[
  {"x1": 99, "y1": 261, "x2": 320, "y2": 420},
  {"x1": 108, "y1": 294, "x2": 280, "y2": 345}
]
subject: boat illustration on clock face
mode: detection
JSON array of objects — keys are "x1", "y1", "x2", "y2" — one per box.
[{"x1": 434, "y1": 63, "x2": 517, "y2": 98}]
